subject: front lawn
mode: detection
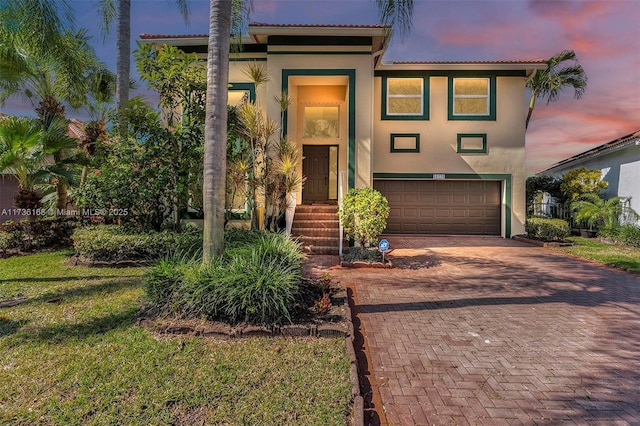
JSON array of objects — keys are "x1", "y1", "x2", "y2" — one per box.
[
  {"x1": 551, "y1": 236, "x2": 640, "y2": 273},
  {"x1": 0, "y1": 250, "x2": 351, "y2": 424}
]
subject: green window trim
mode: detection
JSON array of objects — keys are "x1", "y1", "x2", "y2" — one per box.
[
  {"x1": 371, "y1": 172, "x2": 512, "y2": 237},
  {"x1": 381, "y1": 75, "x2": 429, "y2": 120},
  {"x1": 457, "y1": 133, "x2": 487, "y2": 154},
  {"x1": 282, "y1": 69, "x2": 356, "y2": 190},
  {"x1": 228, "y1": 82, "x2": 256, "y2": 103},
  {"x1": 448, "y1": 76, "x2": 496, "y2": 121},
  {"x1": 390, "y1": 133, "x2": 420, "y2": 153}
]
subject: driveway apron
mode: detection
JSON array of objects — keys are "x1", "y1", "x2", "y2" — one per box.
[{"x1": 329, "y1": 236, "x2": 640, "y2": 425}]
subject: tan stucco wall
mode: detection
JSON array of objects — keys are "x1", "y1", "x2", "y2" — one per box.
[{"x1": 372, "y1": 75, "x2": 528, "y2": 236}]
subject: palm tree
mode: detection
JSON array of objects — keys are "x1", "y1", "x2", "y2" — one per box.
[
  {"x1": 0, "y1": 117, "x2": 80, "y2": 220},
  {"x1": 571, "y1": 193, "x2": 639, "y2": 230},
  {"x1": 525, "y1": 50, "x2": 587, "y2": 130},
  {"x1": 201, "y1": 0, "x2": 414, "y2": 260},
  {"x1": 98, "y1": 0, "x2": 189, "y2": 134},
  {"x1": 0, "y1": 28, "x2": 115, "y2": 212}
]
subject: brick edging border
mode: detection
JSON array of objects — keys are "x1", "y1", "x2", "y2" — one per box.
[{"x1": 344, "y1": 302, "x2": 364, "y2": 426}]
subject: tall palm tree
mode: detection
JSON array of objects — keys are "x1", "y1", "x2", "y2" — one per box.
[
  {"x1": 525, "y1": 50, "x2": 587, "y2": 130},
  {"x1": 98, "y1": 0, "x2": 189, "y2": 134},
  {"x1": 201, "y1": 0, "x2": 414, "y2": 260}
]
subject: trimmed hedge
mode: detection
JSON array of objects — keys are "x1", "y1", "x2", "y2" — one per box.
[
  {"x1": 143, "y1": 230, "x2": 306, "y2": 325},
  {"x1": 72, "y1": 225, "x2": 201, "y2": 262},
  {"x1": 599, "y1": 225, "x2": 640, "y2": 248},
  {"x1": 525, "y1": 218, "x2": 570, "y2": 241}
]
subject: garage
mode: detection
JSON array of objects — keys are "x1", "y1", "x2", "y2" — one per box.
[
  {"x1": 373, "y1": 179, "x2": 501, "y2": 235},
  {"x1": 0, "y1": 176, "x2": 24, "y2": 224}
]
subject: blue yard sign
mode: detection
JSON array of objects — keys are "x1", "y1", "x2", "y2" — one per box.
[{"x1": 378, "y1": 239, "x2": 389, "y2": 253}]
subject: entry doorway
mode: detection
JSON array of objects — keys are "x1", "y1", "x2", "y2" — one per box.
[{"x1": 302, "y1": 145, "x2": 338, "y2": 204}]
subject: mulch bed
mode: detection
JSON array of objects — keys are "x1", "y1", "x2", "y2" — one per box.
[{"x1": 512, "y1": 235, "x2": 574, "y2": 247}]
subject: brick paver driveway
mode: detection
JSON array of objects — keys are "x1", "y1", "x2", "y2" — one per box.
[{"x1": 330, "y1": 236, "x2": 640, "y2": 425}]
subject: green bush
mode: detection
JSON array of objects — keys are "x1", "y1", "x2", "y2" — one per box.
[
  {"x1": 0, "y1": 217, "x2": 90, "y2": 252},
  {"x1": 72, "y1": 225, "x2": 202, "y2": 262},
  {"x1": 525, "y1": 218, "x2": 570, "y2": 241},
  {"x1": 143, "y1": 230, "x2": 306, "y2": 325},
  {"x1": 339, "y1": 188, "x2": 389, "y2": 247},
  {"x1": 599, "y1": 225, "x2": 640, "y2": 248}
]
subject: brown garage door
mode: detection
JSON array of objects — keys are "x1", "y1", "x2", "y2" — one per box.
[
  {"x1": 373, "y1": 180, "x2": 501, "y2": 235},
  {"x1": 0, "y1": 176, "x2": 25, "y2": 224}
]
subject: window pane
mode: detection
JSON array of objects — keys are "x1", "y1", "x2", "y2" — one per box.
[
  {"x1": 388, "y1": 78, "x2": 422, "y2": 95},
  {"x1": 454, "y1": 78, "x2": 488, "y2": 95},
  {"x1": 454, "y1": 98, "x2": 489, "y2": 115},
  {"x1": 228, "y1": 90, "x2": 249, "y2": 106},
  {"x1": 388, "y1": 98, "x2": 422, "y2": 114},
  {"x1": 304, "y1": 106, "x2": 339, "y2": 138},
  {"x1": 459, "y1": 136, "x2": 484, "y2": 150},
  {"x1": 328, "y1": 146, "x2": 338, "y2": 200}
]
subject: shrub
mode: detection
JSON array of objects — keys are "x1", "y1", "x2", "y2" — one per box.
[
  {"x1": 0, "y1": 217, "x2": 91, "y2": 253},
  {"x1": 143, "y1": 230, "x2": 306, "y2": 325},
  {"x1": 339, "y1": 188, "x2": 389, "y2": 247},
  {"x1": 72, "y1": 225, "x2": 201, "y2": 262},
  {"x1": 599, "y1": 225, "x2": 640, "y2": 248},
  {"x1": 525, "y1": 218, "x2": 570, "y2": 241}
]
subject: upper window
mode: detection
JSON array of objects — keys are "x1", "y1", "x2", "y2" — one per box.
[
  {"x1": 227, "y1": 82, "x2": 256, "y2": 106},
  {"x1": 448, "y1": 77, "x2": 496, "y2": 120},
  {"x1": 382, "y1": 76, "x2": 429, "y2": 120}
]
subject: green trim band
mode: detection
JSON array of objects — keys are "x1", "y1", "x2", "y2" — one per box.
[
  {"x1": 269, "y1": 35, "x2": 373, "y2": 46},
  {"x1": 374, "y1": 70, "x2": 527, "y2": 77},
  {"x1": 282, "y1": 69, "x2": 356, "y2": 190},
  {"x1": 372, "y1": 172, "x2": 512, "y2": 237},
  {"x1": 457, "y1": 133, "x2": 487, "y2": 154},
  {"x1": 390, "y1": 133, "x2": 420, "y2": 153}
]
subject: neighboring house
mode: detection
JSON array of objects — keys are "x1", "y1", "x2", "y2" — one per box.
[
  {"x1": 0, "y1": 117, "x2": 85, "y2": 224},
  {"x1": 141, "y1": 23, "x2": 545, "y2": 249},
  {"x1": 537, "y1": 130, "x2": 640, "y2": 218}
]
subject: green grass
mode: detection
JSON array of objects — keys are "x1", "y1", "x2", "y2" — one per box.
[
  {"x1": 551, "y1": 237, "x2": 640, "y2": 273},
  {"x1": 0, "y1": 250, "x2": 351, "y2": 425}
]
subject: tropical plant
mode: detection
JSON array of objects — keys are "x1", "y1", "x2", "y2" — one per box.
[
  {"x1": 572, "y1": 193, "x2": 639, "y2": 230},
  {"x1": 339, "y1": 188, "x2": 390, "y2": 248},
  {"x1": 561, "y1": 167, "x2": 608, "y2": 202},
  {"x1": 0, "y1": 117, "x2": 80, "y2": 220},
  {"x1": 525, "y1": 218, "x2": 570, "y2": 241},
  {"x1": 525, "y1": 49, "x2": 588, "y2": 130}
]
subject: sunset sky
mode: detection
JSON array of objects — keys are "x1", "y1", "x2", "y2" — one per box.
[{"x1": 3, "y1": 0, "x2": 639, "y2": 174}]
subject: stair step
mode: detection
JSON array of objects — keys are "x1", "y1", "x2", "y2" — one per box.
[
  {"x1": 292, "y1": 213, "x2": 338, "y2": 221},
  {"x1": 291, "y1": 220, "x2": 339, "y2": 229},
  {"x1": 294, "y1": 205, "x2": 338, "y2": 213}
]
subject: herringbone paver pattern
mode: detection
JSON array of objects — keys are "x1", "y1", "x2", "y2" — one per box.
[{"x1": 329, "y1": 236, "x2": 640, "y2": 425}]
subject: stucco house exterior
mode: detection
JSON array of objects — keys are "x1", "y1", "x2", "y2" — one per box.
[
  {"x1": 141, "y1": 23, "x2": 545, "y2": 251},
  {"x1": 537, "y1": 130, "x2": 640, "y2": 217}
]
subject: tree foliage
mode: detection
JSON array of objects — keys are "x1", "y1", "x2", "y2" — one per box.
[
  {"x1": 526, "y1": 175, "x2": 564, "y2": 205},
  {"x1": 560, "y1": 167, "x2": 607, "y2": 202},
  {"x1": 525, "y1": 50, "x2": 587, "y2": 130}
]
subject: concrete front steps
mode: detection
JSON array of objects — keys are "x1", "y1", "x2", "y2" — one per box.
[{"x1": 291, "y1": 204, "x2": 345, "y2": 255}]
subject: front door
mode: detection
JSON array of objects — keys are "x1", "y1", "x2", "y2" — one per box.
[{"x1": 302, "y1": 145, "x2": 330, "y2": 203}]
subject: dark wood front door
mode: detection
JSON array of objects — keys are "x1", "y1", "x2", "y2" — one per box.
[{"x1": 302, "y1": 145, "x2": 330, "y2": 203}]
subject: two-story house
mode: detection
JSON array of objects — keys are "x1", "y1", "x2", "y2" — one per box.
[{"x1": 141, "y1": 23, "x2": 546, "y2": 253}]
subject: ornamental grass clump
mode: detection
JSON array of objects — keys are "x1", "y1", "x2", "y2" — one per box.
[{"x1": 143, "y1": 230, "x2": 306, "y2": 325}]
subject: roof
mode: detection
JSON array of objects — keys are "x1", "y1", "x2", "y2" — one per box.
[
  {"x1": 390, "y1": 59, "x2": 547, "y2": 65},
  {"x1": 248, "y1": 22, "x2": 388, "y2": 29},
  {"x1": 538, "y1": 130, "x2": 640, "y2": 174}
]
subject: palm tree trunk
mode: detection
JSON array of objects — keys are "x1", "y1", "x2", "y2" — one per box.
[
  {"x1": 525, "y1": 93, "x2": 536, "y2": 130},
  {"x1": 203, "y1": 0, "x2": 232, "y2": 262},
  {"x1": 116, "y1": 0, "x2": 130, "y2": 135}
]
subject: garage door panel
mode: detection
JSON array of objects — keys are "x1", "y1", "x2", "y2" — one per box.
[{"x1": 373, "y1": 180, "x2": 501, "y2": 235}]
